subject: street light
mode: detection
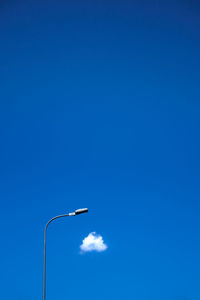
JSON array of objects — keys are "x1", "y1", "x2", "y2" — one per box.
[{"x1": 43, "y1": 208, "x2": 88, "y2": 300}]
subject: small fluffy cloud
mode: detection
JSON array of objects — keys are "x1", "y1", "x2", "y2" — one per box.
[{"x1": 80, "y1": 232, "x2": 107, "y2": 253}]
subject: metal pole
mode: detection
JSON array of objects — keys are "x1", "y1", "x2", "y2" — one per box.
[
  {"x1": 42, "y1": 208, "x2": 88, "y2": 300},
  {"x1": 43, "y1": 213, "x2": 73, "y2": 300}
]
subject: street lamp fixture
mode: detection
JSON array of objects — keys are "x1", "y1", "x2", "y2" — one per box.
[
  {"x1": 75, "y1": 208, "x2": 88, "y2": 215},
  {"x1": 43, "y1": 208, "x2": 88, "y2": 300}
]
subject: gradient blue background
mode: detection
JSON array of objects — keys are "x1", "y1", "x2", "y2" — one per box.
[{"x1": 0, "y1": 1, "x2": 200, "y2": 299}]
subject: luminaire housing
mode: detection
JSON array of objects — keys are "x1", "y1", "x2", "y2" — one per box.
[{"x1": 75, "y1": 208, "x2": 88, "y2": 215}]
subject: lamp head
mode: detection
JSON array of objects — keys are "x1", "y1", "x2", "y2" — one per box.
[{"x1": 75, "y1": 208, "x2": 88, "y2": 215}]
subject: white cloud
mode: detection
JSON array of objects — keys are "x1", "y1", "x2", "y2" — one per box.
[{"x1": 80, "y1": 232, "x2": 107, "y2": 253}]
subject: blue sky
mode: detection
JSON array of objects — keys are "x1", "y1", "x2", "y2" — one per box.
[{"x1": 0, "y1": 0, "x2": 200, "y2": 299}]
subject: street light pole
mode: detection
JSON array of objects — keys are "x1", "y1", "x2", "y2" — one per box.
[{"x1": 43, "y1": 208, "x2": 88, "y2": 300}]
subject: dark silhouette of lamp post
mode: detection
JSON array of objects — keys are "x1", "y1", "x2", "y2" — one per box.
[{"x1": 43, "y1": 208, "x2": 88, "y2": 300}]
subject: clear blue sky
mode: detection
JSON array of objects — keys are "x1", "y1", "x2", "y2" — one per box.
[{"x1": 0, "y1": 1, "x2": 200, "y2": 299}]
